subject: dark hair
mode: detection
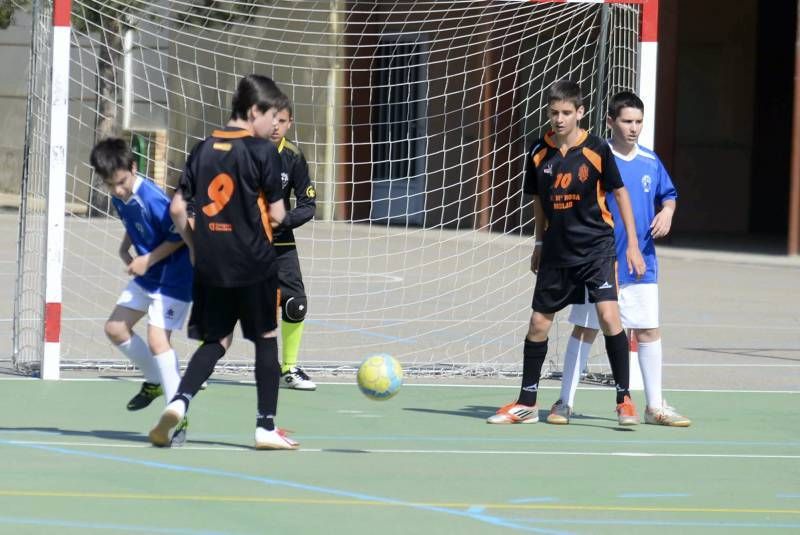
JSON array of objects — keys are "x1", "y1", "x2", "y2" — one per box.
[
  {"x1": 89, "y1": 137, "x2": 135, "y2": 180},
  {"x1": 607, "y1": 91, "x2": 644, "y2": 119},
  {"x1": 546, "y1": 80, "x2": 583, "y2": 109},
  {"x1": 230, "y1": 74, "x2": 283, "y2": 120},
  {"x1": 275, "y1": 93, "x2": 293, "y2": 117}
]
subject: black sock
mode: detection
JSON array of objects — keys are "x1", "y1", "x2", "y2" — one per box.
[
  {"x1": 254, "y1": 337, "x2": 280, "y2": 431},
  {"x1": 605, "y1": 330, "x2": 630, "y2": 404},
  {"x1": 174, "y1": 341, "x2": 226, "y2": 407},
  {"x1": 518, "y1": 338, "x2": 548, "y2": 406}
]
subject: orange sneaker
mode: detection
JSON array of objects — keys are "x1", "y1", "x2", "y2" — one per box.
[
  {"x1": 616, "y1": 395, "x2": 639, "y2": 426},
  {"x1": 487, "y1": 402, "x2": 539, "y2": 424}
]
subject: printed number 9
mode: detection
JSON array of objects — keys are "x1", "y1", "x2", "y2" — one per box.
[{"x1": 202, "y1": 173, "x2": 234, "y2": 217}]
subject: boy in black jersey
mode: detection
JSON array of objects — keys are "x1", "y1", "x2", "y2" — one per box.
[
  {"x1": 148, "y1": 74, "x2": 298, "y2": 450},
  {"x1": 267, "y1": 99, "x2": 317, "y2": 391},
  {"x1": 488, "y1": 80, "x2": 646, "y2": 426}
]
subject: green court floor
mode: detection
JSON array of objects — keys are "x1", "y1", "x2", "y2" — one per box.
[{"x1": 0, "y1": 379, "x2": 798, "y2": 534}]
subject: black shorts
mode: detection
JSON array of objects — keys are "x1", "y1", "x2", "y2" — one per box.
[
  {"x1": 276, "y1": 247, "x2": 306, "y2": 301},
  {"x1": 531, "y1": 256, "x2": 618, "y2": 314},
  {"x1": 187, "y1": 277, "x2": 279, "y2": 342}
]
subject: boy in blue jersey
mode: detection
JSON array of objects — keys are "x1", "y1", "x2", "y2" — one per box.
[
  {"x1": 547, "y1": 91, "x2": 691, "y2": 427},
  {"x1": 90, "y1": 138, "x2": 192, "y2": 434}
]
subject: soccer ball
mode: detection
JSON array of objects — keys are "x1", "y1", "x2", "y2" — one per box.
[{"x1": 357, "y1": 354, "x2": 403, "y2": 400}]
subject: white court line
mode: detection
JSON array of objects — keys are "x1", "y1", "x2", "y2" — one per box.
[
  {"x1": 1, "y1": 315, "x2": 799, "y2": 332},
  {"x1": 4, "y1": 439, "x2": 800, "y2": 460}
]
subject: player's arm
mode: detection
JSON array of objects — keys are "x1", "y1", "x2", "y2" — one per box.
[
  {"x1": 612, "y1": 186, "x2": 646, "y2": 277},
  {"x1": 281, "y1": 155, "x2": 316, "y2": 230},
  {"x1": 127, "y1": 239, "x2": 185, "y2": 277},
  {"x1": 170, "y1": 190, "x2": 195, "y2": 262},
  {"x1": 531, "y1": 195, "x2": 547, "y2": 274},
  {"x1": 651, "y1": 198, "x2": 676, "y2": 239},
  {"x1": 269, "y1": 199, "x2": 286, "y2": 226},
  {"x1": 119, "y1": 232, "x2": 133, "y2": 266}
]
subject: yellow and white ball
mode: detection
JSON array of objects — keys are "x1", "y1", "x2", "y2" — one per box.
[{"x1": 357, "y1": 354, "x2": 403, "y2": 400}]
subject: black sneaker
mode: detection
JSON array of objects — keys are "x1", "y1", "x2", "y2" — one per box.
[{"x1": 126, "y1": 382, "x2": 163, "y2": 411}]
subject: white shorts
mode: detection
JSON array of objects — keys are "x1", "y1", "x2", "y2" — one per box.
[
  {"x1": 116, "y1": 280, "x2": 191, "y2": 331},
  {"x1": 567, "y1": 283, "x2": 660, "y2": 330}
]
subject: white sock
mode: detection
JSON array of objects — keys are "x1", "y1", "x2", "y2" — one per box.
[
  {"x1": 560, "y1": 336, "x2": 594, "y2": 407},
  {"x1": 153, "y1": 349, "x2": 181, "y2": 405},
  {"x1": 117, "y1": 334, "x2": 160, "y2": 384},
  {"x1": 638, "y1": 339, "x2": 663, "y2": 409}
]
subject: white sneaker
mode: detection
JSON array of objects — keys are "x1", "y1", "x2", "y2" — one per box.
[
  {"x1": 254, "y1": 427, "x2": 300, "y2": 450},
  {"x1": 645, "y1": 401, "x2": 691, "y2": 427},
  {"x1": 280, "y1": 367, "x2": 317, "y2": 390},
  {"x1": 149, "y1": 400, "x2": 186, "y2": 447}
]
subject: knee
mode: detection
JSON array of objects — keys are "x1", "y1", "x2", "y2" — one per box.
[
  {"x1": 527, "y1": 312, "x2": 552, "y2": 341},
  {"x1": 281, "y1": 296, "x2": 307, "y2": 323},
  {"x1": 104, "y1": 320, "x2": 129, "y2": 345},
  {"x1": 635, "y1": 328, "x2": 660, "y2": 343},
  {"x1": 572, "y1": 325, "x2": 598, "y2": 343}
]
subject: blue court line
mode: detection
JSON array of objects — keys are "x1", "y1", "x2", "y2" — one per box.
[
  {"x1": 517, "y1": 517, "x2": 800, "y2": 530},
  {"x1": 0, "y1": 440, "x2": 568, "y2": 535},
  {"x1": 618, "y1": 493, "x2": 691, "y2": 499},
  {"x1": 777, "y1": 494, "x2": 800, "y2": 499},
  {"x1": 0, "y1": 516, "x2": 237, "y2": 535}
]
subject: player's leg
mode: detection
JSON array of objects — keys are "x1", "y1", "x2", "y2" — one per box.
[
  {"x1": 146, "y1": 292, "x2": 191, "y2": 407},
  {"x1": 277, "y1": 249, "x2": 315, "y2": 390},
  {"x1": 550, "y1": 295, "x2": 601, "y2": 424},
  {"x1": 149, "y1": 283, "x2": 234, "y2": 447},
  {"x1": 106, "y1": 281, "x2": 162, "y2": 410},
  {"x1": 488, "y1": 265, "x2": 569, "y2": 425},
  {"x1": 584, "y1": 257, "x2": 638, "y2": 425},
  {"x1": 548, "y1": 318, "x2": 598, "y2": 423},
  {"x1": 618, "y1": 283, "x2": 689, "y2": 426},
  {"x1": 242, "y1": 277, "x2": 299, "y2": 449}
]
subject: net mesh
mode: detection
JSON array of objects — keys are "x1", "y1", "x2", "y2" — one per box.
[{"x1": 14, "y1": 0, "x2": 642, "y2": 377}]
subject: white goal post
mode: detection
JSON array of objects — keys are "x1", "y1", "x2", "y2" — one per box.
[{"x1": 14, "y1": 0, "x2": 659, "y2": 379}]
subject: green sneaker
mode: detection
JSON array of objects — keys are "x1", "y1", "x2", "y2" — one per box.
[
  {"x1": 170, "y1": 417, "x2": 189, "y2": 447},
  {"x1": 126, "y1": 382, "x2": 163, "y2": 411}
]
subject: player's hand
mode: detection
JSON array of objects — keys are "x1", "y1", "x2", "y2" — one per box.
[
  {"x1": 650, "y1": 206, "x2": 674, "y2": 239},
  {"x1": 127, "y1": 254, "x2": 150, "y2": 276},
  {"x1": 530, "y1": 244, "x2": 542, "y2": 274},
  {"x1": 626, "y1": 246, "x2": 646, "y2": 279}
]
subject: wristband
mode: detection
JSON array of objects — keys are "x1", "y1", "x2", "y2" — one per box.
[{"x1": 534, "y1": 241, "x2": 543, "y2": 246}]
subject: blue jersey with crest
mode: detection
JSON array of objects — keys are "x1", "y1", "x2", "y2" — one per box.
[
  {"x1": 111, "y1": 175, "x2": 193, "y2": 301},
  {"x1": 605, "y1": 144, "x2": 677, "y2": 285}
]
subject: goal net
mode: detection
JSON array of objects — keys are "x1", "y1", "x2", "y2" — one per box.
[{"x1": 14, "y1": 0, "x2": 646, "y2": 379}]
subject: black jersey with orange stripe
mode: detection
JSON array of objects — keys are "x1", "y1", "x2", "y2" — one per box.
[
  {"x1": 272, "y1": 138, "x2": 316, "y2": 250},
  {"x1": 179, "y1": 127, "x2": 284, "y2": 287},
  {"x1": 523, "y1": 130, "x2": 623, "y2": 267}
]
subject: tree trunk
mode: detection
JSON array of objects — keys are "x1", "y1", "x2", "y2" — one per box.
[{"x1": 88, "y1": 17, "x2": 122, "y2": 216}]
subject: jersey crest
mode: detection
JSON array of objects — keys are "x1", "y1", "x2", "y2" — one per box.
[{"x1": 641, "y1": 174, "x2": 652, "y2": 193}]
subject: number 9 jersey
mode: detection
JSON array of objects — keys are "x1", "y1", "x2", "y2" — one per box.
[{"x1": 179, "y1": 127, "x2": 284, "y2": 287}]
